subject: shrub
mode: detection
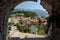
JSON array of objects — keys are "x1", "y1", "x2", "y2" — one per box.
[
  {"x1": 14, "y1": 23, "x2": 21, "y2": 31},
  {"x1": 8, "y1": 22, "x2": 15, "y2": 26},
  {"x1": 23, "y1": 26, "x2": 31, "y2": 33}
]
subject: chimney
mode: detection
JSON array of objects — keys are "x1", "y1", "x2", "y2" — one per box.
[{"x1": 37, "y1": 0, "x2": 41, "y2": 4}]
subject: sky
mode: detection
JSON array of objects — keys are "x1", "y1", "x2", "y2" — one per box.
[
  {"x1": 14, "y1": 0, "x2": 44, "y2": 11},
  {"x1": 14, "y1": 0, "x2": 49, "y2": 17}
]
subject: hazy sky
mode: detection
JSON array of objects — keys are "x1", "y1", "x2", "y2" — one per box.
[{"x1": 14, "y1": 0, "x2": 45, "y2": 11}]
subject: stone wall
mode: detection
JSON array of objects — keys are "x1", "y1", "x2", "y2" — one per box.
[
  {"x1": 41, "y1": 0, "x2": 52, "y2": 13},
  {"x1": 41, "y1": 0, "x2": 60, "y2": 40}
]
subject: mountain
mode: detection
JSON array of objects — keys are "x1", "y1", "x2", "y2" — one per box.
[
  {"x1": 14, "y1": 9, "x2": 49, "y2": 18},
  {"x1": 33, "y1": 10, "x2": 49, "y2": 18}
]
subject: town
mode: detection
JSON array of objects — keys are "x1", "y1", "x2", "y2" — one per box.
[{"x1": 8, "y1": 11, "x2": 48, "y2": 35}]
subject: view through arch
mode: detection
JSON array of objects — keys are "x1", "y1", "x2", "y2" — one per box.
[{"x1": 8, "y1": 0, "x2": 50, "y2": 40}]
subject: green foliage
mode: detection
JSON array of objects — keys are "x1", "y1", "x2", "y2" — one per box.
[
  {"x1": 36, "y1": 24, "x2": 46, "y2": 35},
  {"x1": 39, "y1": 26, "x2": 47, "y2": 35},
  {"x1": 8, "y1": 22, "x2": 15, "y2": 26},
  {"x1": 14, "y1": 23, "x2": 21, "y2": 27},
  {"x1": 14, "y1": 23, "x2": 21, "y2": 31},
  {"x1": 11, "y1": 10, "x2": 37, "y2": 18},
  {"x1": 23, "y1": 26, "x2": 31, "y2": 33},
  {"x1": 8, "y1": 27, "x2": 11, "y2": 30},
  {"x1": 11, "y1": 11, "x2": 22, "y2": 14},
  {"x1": 23, "y1": 11, "x2": 37, "y2": 18},
  {"x1": 38, "y1": 18, "x2": 41, "y2": 25},
  {"x1": 8, "y1": 22, "x2": 14, "y2": 30},
  {"x1": 36, "y1": 24, "x2": 40, "y2": 34}
]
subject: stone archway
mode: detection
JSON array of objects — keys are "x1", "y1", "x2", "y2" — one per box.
[
  {"x1": 41, "y1": 0, "x2": 60, "y2": 40},
  {"x1": 0, "y1": 0, "x2": 60, "y2": 40}
]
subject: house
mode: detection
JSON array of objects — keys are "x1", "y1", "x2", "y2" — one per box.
[{"x1": 30, "y1": 18, "x2": 38, "y2": 23}]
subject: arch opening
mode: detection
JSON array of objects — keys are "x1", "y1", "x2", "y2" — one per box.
[{"x1": 7, "y1": 0, "x2": 51, "y2": 40}]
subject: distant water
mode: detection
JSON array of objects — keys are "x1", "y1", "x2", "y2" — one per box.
[{"x1": 30, "y1": 25, "x2": 38, "y2": 33}]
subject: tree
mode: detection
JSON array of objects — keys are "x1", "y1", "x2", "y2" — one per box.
[
  {"x1": 23, "y1": 11, "x2": 37, "y2": 18},
  {"x1": 23, "y1": 26, "x2": 31, "y2": 33},
  {"x1": 8, "y1": 22, "x2": 15, "y2": 26},
  {"x1": 38, "y1": 18, "x2": 41, "y2": 25},
  {"x1": 14, "y1": 23, "x2": 21, "y2": 31},
  {"x1": 11, "y1": 10, "x2": 37, "y2": 18}
]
